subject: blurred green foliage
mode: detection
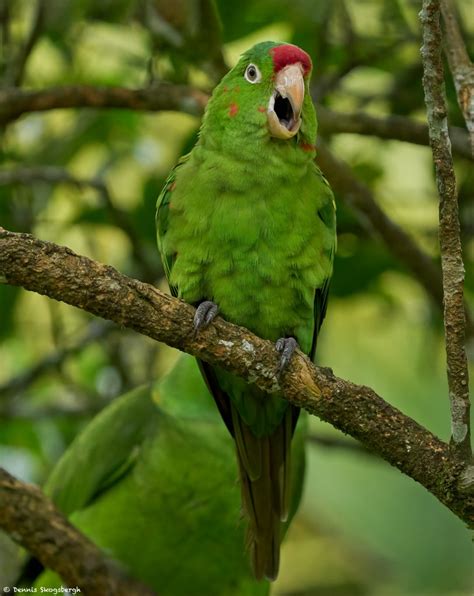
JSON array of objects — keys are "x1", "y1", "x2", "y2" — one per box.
[{"x1": 0, "y1": 0, "x2": 473, "y2": 594}]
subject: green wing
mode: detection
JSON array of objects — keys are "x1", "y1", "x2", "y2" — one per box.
[
  {"x1": 45, "y1": 385, "x2": 157, "y2": 515},
  {"x1": 156, "y1": 154, "x2": 190, "y2": 298},
  {"x1": 155, "y1": 155, "x2": 235, "y2": 434},
  {"x1": 310, "y1": 167, "x2": 337, "y2": 362}
]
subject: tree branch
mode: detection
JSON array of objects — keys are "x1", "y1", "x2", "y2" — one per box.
[
  {"x1": 420, "y1": 0, "x2": 471, "y2": 460},
  {"x1": 0, "y1": 83, "x2": 209, "y2": 124},
  {"x1": 306, "y1": 433, "x2": 376, "y2": 458},
  {"x1": 315, "y1": 140, "x2": 473, "y2": 339},
  {"x1": 0, "y1": 227, "x2": 472, "y2": 525},
  {"x1": 0, "y1": 468, "x2": 156, "y2": 594},
  {"x1": 3, "y1": 0, "x2": 45, "y2": 87},
  {"x1": 316, "y1": 140, "x2": 474, "y2": 339},
  {"x1": 316, "y1": 104, "x2": 472, "y2": 160},
  {"x1": 315, "y1": 141, "x2": 441, "y2": 295},
  {"x1": 440, "y1": 0, "x2": 474, "y2": 154},
  {"x1": 311, "y1": 37, "x2": 413, "y2": 102},
  {"x1": 0, "y1": 320, "x2": 113, "y2": 402},
  {"x1": 0, "y1": 166, "x2": 160, "y2": 282}
]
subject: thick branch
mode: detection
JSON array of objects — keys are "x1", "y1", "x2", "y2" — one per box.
[
  {"x1": 0, "y1": 227, "x2": 472, "y2": 525},
  {"x1": 0, "y1": 468, "x2": 155, "y2": 594},
  {"x1": 441, "y1": 0, "x2": 474, "y2": 153},
  {"x1": 420, "y1": 0, "x2": 471, "y2": 459}
]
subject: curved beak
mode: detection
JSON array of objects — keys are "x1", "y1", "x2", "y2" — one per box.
[{"x1": 267, "y1": 63, "x2": 305, "y2": 139}]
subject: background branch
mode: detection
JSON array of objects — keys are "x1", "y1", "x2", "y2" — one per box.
[
  {"x1": 0, "y1": 83, "x2": 209, "y2": 124},
  {"x1": 317, "y1": 104, "x2": 472, "y2": 160},
  {"x1": 0, "y1": 227, "x2": 472, "y2": 526},
  {"x1": 420, "y1": 0, "x2": 471, "y2": 459},
  {"x1": 306, "y1": 434, "x2": 376, "y2": 458},
  {"x1": 441, "y1": 0, "x2": 474, "y2": 153},
  {"x1": 316, "y1": 141, "x2": 474, "y2": 339},
  {"x1": 0, "y1": 321, "x2": 113, "y2": 402},
  {"x1": 0, "y1": 467, "x2": 156, "y2": 594},
  {"x1": 3, "y1": 0, "x2": 45, "y2": 87},
  {"x1": 0, "y1": 166, "x2": 160, "y2": 282}
]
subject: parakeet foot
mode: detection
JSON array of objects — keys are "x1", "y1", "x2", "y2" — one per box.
[
  {"x1": 193, "y1": 300, "x2": 219, "y2": 336},
  {"x1": 275, "y1": 337, "x2": 298, "y2": 375}
]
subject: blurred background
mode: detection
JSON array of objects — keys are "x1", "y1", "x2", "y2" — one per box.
[{"x1": 0, "y1": 0, "x2": 473, "y2": 594}]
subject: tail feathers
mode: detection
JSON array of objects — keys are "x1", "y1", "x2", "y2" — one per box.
[
  {"x1": 232, "y1": 405, "x2": 293, "y2": 581},
  {"x1": 231, "y1": 405, "x2": 262, "y2": 481},
  {"x1": 270, "y1": 408, "x2": 292, "y2": 522}
]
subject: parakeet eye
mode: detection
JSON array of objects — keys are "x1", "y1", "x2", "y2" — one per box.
[{"x1": 244, "y1": 64, "x2": 261, "y2": 84}]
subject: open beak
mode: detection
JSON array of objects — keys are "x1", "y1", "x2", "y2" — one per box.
[{"x1": 267, "y1": 63, "x2": 305, "y2": 139}]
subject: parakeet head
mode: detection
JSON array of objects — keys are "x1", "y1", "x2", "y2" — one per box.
[{"x1": 201, "y1": 41, "x2": 317, "y2": 153}]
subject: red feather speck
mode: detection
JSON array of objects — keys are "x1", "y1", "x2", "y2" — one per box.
[
  {"x1": 299, "y1": 141, "x2": 315, "y2": 152},
  {"x1": 229, "y1": 102, "x2": 239, "y2": 117}
]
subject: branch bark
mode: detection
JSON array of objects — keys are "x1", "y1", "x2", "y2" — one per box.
[
  {"x1": 420, "y1": 0, "x2": 471, "y2": 460},
  {"x1": 0, "y1": 227, "x2": 472, "y2": 526},
  {"x1": 0, "y1": 468, "x2": 156, "y2": 595}
]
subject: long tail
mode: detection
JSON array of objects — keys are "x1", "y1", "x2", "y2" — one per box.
[{"x1": 231, "y1": 404, "x2": 294, "y2": 581}]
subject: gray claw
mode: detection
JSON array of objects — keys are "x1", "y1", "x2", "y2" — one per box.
[
  {"x1": 193, "y1": 301, "x2": 219, "y2": 336},
  {"x1": 275, "y1": 337, "x2": 298, "y2": 375}
]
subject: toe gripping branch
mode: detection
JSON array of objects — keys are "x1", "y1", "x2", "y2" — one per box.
[
  {"x1": 193, "y1": 300, "x2": 219, "y2": 336},
  {"x1": 275, "y1": 337, "x2": 298, "y2": 376}
]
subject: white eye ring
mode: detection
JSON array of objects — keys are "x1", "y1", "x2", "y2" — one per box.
[{"x1": 244, "y1": 63, "x2": 262, "y2": 84}]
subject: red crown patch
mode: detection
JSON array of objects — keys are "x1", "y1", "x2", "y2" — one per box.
[{"x1": 270, "y1": 44, "x2": 312, "y2": 76}]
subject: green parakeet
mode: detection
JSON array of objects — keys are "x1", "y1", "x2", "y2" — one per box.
[
  {"x1": 28, "y1": 354, "x2": 306, "y2": 594},
  {"x1": 156, "y1": 41, "x2": 336, "y2": 580}
]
